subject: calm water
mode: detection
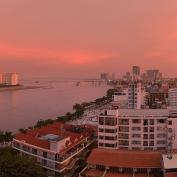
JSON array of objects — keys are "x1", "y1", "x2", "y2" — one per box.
[{"x1": 0, "y1": 79, "x2": 110, "y2": 132}]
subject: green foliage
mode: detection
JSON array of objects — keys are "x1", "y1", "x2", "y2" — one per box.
[
  {"x1": 73, "y1": 104, "x2": 84, "y2": 117},
  {"x1": 0, "y1": 147, "x2": 46, "y2": 177},
  {"x1": 34, "y1": 119, "x2": 54, "y2": 128},
  {"x1": 18, "y1": 128, "x2": 27, "y2": 134},
  {"x1": 0, "y1": 131, "x2": 13, "y2": 143},
  {"x1": 106, "y1": 88, "x2": 117, "y2": 100}
]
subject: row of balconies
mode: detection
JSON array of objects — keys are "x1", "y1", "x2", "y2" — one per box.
[
  {"x1": 99, "y1": 139, "x2": 167, "y2": 148},
  {"x1": 13, "y1": 139, "x2": 93, "y2": 163}
]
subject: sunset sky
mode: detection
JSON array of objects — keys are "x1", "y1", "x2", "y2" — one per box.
[{"x1": 0, "y1": 0, "x2": 177, "y2": 78}]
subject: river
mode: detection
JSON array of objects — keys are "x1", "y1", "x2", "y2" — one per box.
[{"x1": 0, "y1": 78, "x2": 110, "y2": 132}]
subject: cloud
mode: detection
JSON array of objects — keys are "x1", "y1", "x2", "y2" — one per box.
[{"x1": 0, "y1": 42, "x2": 115, "y2": 66}]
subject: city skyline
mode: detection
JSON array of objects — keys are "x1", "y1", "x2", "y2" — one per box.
[{"x1": 0, "y1": 0, "x2": 177, "y2": 78}]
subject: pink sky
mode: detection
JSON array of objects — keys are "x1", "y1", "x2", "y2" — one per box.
[{"x1": 0, "y1": 0, "x2": 177, "y2": 78}]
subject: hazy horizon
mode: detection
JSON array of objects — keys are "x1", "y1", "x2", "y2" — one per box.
[{"x1": 1, "y1": 0, "x2": 177, "y2": 78}]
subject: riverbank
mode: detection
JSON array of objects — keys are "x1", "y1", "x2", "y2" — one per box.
[{"x1": 0, "y1": 85, "x2": 41, "y2": 92}]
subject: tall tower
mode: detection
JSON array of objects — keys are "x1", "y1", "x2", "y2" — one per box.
[
  {"x1": 132, "y1": 66, "x2": 140, "y2": 81},
  {"x1": 128, "y1": 82, "x2": 142, "y2": 109}
]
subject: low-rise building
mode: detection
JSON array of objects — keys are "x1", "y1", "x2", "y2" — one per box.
[
  {"x1": 12, "y1": 122, "x2": 94, "y2": 176},
  {"x1": 80, "y1": 106, "x2": 177, "y2": 177}
]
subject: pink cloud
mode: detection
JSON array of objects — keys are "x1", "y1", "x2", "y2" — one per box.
[{"x1": 0, "y1": 42, "x2": 115, "y2": 65}]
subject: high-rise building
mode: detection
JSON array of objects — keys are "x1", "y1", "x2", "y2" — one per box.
[
  {"x1": 132, "y1": 66, "x2": 140, "y2": 80},
  {"x1": 100, "y1": 73, "x2": 110, "y2": 81},
  {"x1": 142, "y1": 69, "x2": 162, "y2": 82},
  {"x1": 169, "y1": 88, "x2": 177, "y2": 109},
  {"x1": 2, "y1": 73, "x2": 19, "y2": 86},
  {"x1": 132, "y1": 66, "x2": 140, "y2": 76},
  {"x1": 128, "y1": 82, "x2": 144, "y2": 109},
  {"x1": 122, "y1": 72, "x2": 132, "y2": 81}
]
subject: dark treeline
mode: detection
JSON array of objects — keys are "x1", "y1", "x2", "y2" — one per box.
[
  {"x1": 0, "y1": 131, "x2": 13, "y2": 144},
  {"x1": 0, "y1": 147, "x2": 46, "y2": 177}
]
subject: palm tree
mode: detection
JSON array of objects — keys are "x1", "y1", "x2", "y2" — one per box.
[{"x1": 4, "y1": 131, "x2": 13, "y2": 142}]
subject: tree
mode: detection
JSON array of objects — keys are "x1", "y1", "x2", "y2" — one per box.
[
  {"x1": 0, "y1": 131, "x2": 13, "y2": 144},
  {"x1": 73, "y1": 104, "x2": 84, "y2": 117},
  {"x1": 106, "y1": 89, "x2": 117, "y2": 100},
  {"x1": 18, "y1": 128, "x2": 27, "y2": 134},
  {"x1": 0, "y1": 147, "x2": 46, "y2": 177},
  {"x1": 3, "y1": 131, "x2": 13, "y2": 142}
]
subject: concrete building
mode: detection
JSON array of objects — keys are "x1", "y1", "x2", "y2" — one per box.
[
  {"x1": 128, "y1": 82, "x2": 145, "y2": 109},
  {"x1": 132, "y1": 66, "x2": 140, "y2": 81},
  {"x1": 142, "y1": 70, "x2": 162, "y2": 82},
  {"x1": 169, "y1": 88, "x2": 177, "y2": 109},
  {"x1": 100, "y1": 73, "x2": 110, "y2": 81},
  {"x1": 80, "y1": 107, "x2": 177, "y2": 177},
  {"x1": 12, "y1": 122, "x2": 94, "y2": 176},
  {"x1": 2, "y1": 73, "x2": 19, "y2": 86},
  {"x1": 112, "y1": 89, "x2": 128, "y2": 108},
  {"x1": 98, "y1": 108, "x2": 177, "y2": 151}
]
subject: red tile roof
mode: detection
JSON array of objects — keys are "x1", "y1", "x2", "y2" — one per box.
[
  {"x1": 166, "y1": 173, "x2": 177, "y2": 177},
  {"x1": 14, "y1": 122, "x2": 93, "y2": 152},
  {"x1": 87, "y1": 148, "x2": 162, "y2": 169}
]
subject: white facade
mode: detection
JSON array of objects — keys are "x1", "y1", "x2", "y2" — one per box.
[
  {"x1": 112, "y1": 89, "x2": 128, "y2": 108},
  {"x1": 169, "y1": 88, "x2": 177, "y2": 108},
  {"x1": 128, "y1": 82, "x2": 144, "y2": 109},
  {"x1": 2, "y1": 73, "x2": 19, "y2": 86},
  {"x1": 98, "y1": 108, "x2": 177, "y2": 151}
]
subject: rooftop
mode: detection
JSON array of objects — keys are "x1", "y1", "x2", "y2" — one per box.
[
  {"x1": 14, "y1": 122, "x2": 94, "y2": 153},
  {"x1": 87, "y1": 148, "x2": 162, "y2": 169},
  {"x1": 166, "y1": 172, "x2": 177, "y2": 177},
  {"x1": 162, "y1": 154, "x2": 177, "y2": 169}
]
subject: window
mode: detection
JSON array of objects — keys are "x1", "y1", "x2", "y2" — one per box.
[
  {"x1": 143, "y1": 141, "x2": 148, "y2": 146},
  {"x1": 144, "y1": 120, "x2": 148, "y2": 126},
  {"x1": 157, "y1": 140, "x2": 166, "y2": 145},
  {"x1": 105, "y1": 143, "x2": 116, "y2": 148},
  {"x1": 99, "y1": 143, "x2": 104, "y2": 147},
  {"x1": 105, "y1": 129, "x2": 116, "y2": 133},
  {"x1": 144, "y1": 134, "x2": 148, "y2": 139},
  {"x1": 132, "y1": 119, "x2": 141, "y2": 124},
  {"x1": 99, "y1": 128, "x2": 104, "y2": 132},
  {"x1": 119, "y1": 119, "x2": 129, "y2": 125},
  {"x1": 99, "y1": 117, "x2": 104, "y2": 125},
  {"x1": 169, "y1": 120, "x2": 172, "y2": 125},
  {"x1": 105, "y1": 118, "x2": 117, "y2": 126},
  {"x1": 144, "y1": 127, "x2": 148, "y2": 132},
  {"x1": 150, "y1": 127, "x2": 154, "y2": 132},
  {"x1": 119, "y1": 126, "x2": 129, "y2": 132},
  {"x1": 105, "y1": 136, "x2": 116, "y2": 140},
  {"x1": 150, "y1": 134, "x2": 154, "y2": 139},
  {"x1": 157, "y1": 119, "x2": 165, "y2": 124},
  {"x1": 150, "y1": 120, "x2": 154, "y2": 125},
  {"x1": 149, "y1": 141, "x2": 154, "y2": 146},
  {"x1": 132, "y1": 141, "x2": 141, "y2": 145},
  {"x1": 99, "y1": 136, "x2": 104, "y2": 140},
  {"x1": 132, "y1": 127, "x2": 141, "y2": 131},
  {"x1": 132, "y1": 134, "x2": 141, "y2": 138}
]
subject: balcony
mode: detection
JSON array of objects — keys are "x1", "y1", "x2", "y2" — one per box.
[{"x1": 13, "y1": 138, "x2": 94, "y2": 165}]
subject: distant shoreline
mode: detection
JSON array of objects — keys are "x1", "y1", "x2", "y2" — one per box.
[{"x1": 0, "y1": 85, "x2": 42, "y2": 92}]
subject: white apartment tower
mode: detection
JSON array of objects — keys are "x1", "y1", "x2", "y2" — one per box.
[
  {"x1": 168, "y1": 88, "x2": 177, "y2": 108},
  {"x1": 2, "y1": 73, "x2": 19, "y2": 86},
  {"x1": 98, "y1": 108, "x2": 177, "y2": 151},
  {"x1": 132, "y1": 66, "x2": 140, "y2": 81},
  {"x1": 128, "y1": 82, "x2": 143, "y2": 109}
]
